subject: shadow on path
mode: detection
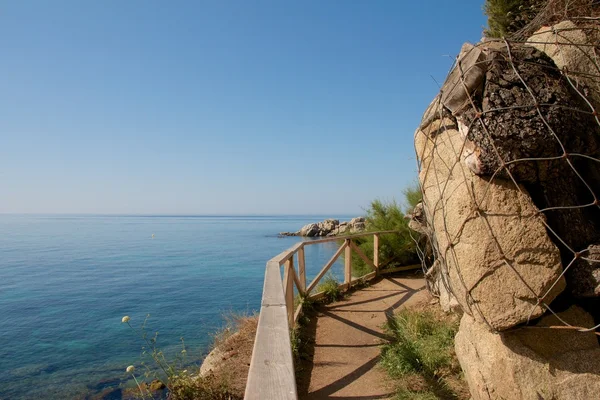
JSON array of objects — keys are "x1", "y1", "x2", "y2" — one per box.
[{"x1": 297, "y1": 272, "x2": 426, "y2": 400}]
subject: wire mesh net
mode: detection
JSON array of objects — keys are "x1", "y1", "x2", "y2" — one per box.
[{"x1": 413, "y1": 14, "x2": 600, "y2": 334}]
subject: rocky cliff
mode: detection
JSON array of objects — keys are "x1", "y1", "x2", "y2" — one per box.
[{"x1": 410, "y1": 17, "x2": 600, "y2": 400}]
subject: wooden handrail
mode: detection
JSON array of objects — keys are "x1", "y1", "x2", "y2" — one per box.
[{"x1": 244, "y1": 230, "x2": 409, "y2": 400}]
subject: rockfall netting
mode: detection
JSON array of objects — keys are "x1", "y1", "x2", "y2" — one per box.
[
  {"x1": 412, "y1": 20, "x2": 600, "y2": 333},
  {"x1": 409, "y1": 7, "x2": 600, "y2": 397}
]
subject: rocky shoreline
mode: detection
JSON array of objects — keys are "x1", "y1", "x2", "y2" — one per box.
[{"x1": 279, "y1": 217, "x2": 366, "y2": 237}]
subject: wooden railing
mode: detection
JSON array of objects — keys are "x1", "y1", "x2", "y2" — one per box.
[{"x1": 244, "y1": 230, "x2": 418, "y2": 400}]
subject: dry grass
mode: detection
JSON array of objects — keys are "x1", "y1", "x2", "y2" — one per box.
[{"x1": 166, "y1": 314, "x2": 258, "y2": 400}]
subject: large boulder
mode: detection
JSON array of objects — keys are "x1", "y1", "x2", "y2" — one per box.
[
  {"x1": 415, "y1": 117, "x2": 565, "y2": 330},
  {"x1": 299, "y1": 223, "x2": 319, "y2": 237},
  {"x1": 455, "y1": 306, "x2": 600, "y2": 400},
  {"x1": 527, "y1": 20, "x2": 600, "y2": 111},
  {"x1": 459, "y1": 43, "x2": 600, "y2": 258}
]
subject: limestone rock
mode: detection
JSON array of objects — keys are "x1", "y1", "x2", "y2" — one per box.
[
  {"x1": 455, "y1": 306, "x2": 600, "y2": 400},
  {"x1": 415, "y1": 120, "x2": 565, "y2": 330}
]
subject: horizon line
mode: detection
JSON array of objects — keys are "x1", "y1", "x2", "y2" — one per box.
[{"x1": 0, "y1": 212, "x2": 364, "y2": 217}]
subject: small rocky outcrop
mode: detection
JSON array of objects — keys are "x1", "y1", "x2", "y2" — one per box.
[{"x1": 279, "y1": 217, "x2": 367, "y2": 237}]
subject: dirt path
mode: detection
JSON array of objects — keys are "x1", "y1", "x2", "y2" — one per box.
[{"x1": 298, "y1": 273, "x2": 428, "y2": 400}]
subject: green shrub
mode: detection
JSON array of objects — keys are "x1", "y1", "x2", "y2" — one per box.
[
  {"x1": 316, "y1": 274, "x2": 342, "y2": 303},
  {"x1": 169, "y1": 372, "x2": 240, "y2": 400},
  {"x1": 483, "y1": 0, "x2": 544, "y2": 37},
  {"x1": 121, "y1": 314, "x2": 242, "y2": 400},
  {"x1": 381, "y1": 309, "x2": 457, "y2": 377},
  {"x1": 380, "y1": 309, "x2": 463, "y2": 399},
  {"x1": 346, "y1": 184, "x2": 423, "y2": 277}
]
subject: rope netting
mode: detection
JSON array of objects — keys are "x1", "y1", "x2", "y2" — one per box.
[{"x1": 413, "y1": 16, "x2": 600, "y2": 335}]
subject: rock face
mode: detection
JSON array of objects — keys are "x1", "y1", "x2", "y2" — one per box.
[
  {"x1": 568, "y1": 243, "x2": 600, "y2": 297},
  {"x1": 425, "y1": 259, "x2": 460, "y2": 313},
  {"x1": 455, "y1": 306, "x2": 600, "y2": 400},
  {"x1": 415, "y1": 118, "x2": 565, "y2": 331},
  {"x1": 527, "y1": 20, "x2": 600, "y2": 111},
  {"x1": 460, "y1": 43, "x2": 600, "y2": 266},
  {"x1": 279, "y1": 217, "x2": 367, "y2": 237},
  {"x1": 412, "y1": 17, "x2": 600, "y2": 400}
]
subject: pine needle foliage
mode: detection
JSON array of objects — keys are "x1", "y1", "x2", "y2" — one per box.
[
  {"x1": 348, "y1": 184, "x2": 422, "y2": 277},
  {"x1": 483, "y1": 0, "x2": 546, "y2": 38}
]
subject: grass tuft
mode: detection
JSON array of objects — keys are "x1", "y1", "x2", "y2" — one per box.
[
  {"x1": 380, "y1": 308, "x2": 466, "y2": 399},
  {"x1": 316, "y1": 274, "x2": 342, "y2": 303}
]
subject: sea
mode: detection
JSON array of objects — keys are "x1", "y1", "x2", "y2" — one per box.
[{"x1": 0, "y1": 214, "x2": 353, "y2": 399}]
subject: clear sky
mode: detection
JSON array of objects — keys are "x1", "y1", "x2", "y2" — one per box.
[{"x1": 1, "y1": 1, "x2": 486, "y2": 215}]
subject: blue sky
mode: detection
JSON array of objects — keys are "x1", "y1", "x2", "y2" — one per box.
[{"x1": 1, "y1": 1, "x2": 486, "y2": 215}]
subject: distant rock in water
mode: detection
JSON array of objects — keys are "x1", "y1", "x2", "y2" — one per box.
[{"x1": 279, "y1": 217, "x2": 366, "y2": 237}]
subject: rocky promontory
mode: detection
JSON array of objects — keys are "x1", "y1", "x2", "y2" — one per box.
[{"x1": 280, "y1": 217, "x2": 366, "y2": 237}]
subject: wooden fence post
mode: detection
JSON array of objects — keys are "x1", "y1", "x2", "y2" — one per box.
[
  {"x1": 344, "y1": 239, "x2": 352, "y2": 287},
  {"x1": 297, "y1": 246, "x2": 306, "y2": 293},
  {"x1": 284, "y1": 257, "x2": 295, "y2": 329},
  {"x1": 373, "y1": 233, "x2": 380, "y2": 274}
]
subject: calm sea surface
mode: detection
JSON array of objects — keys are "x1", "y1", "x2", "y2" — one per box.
[{"x1": 0, "y1": 215, "x2": 352, "y2": 399}]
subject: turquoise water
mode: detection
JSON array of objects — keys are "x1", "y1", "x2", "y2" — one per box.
[{"x1": 0, "y1": 215, "x2": 352, "y2": 399}]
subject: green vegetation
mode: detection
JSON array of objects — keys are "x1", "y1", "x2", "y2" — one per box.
[
  {"x1": 380, "y1": 308, "x2": 465, "y2": 399},
  {"x1": 121, "y1": 314, "x2": 244, "y2": 400},
  {"x1": 169, "y1": 372, "x2": 239, "y2": 400},
  {"x1": 346, "y1": 184, "x2": 422, "y2": 277},
  {"x1": 316, "y1": 273, "x2": 343, "y2": 303},
  {"x1": 483, "y1": 0, "x2": 543, "y2": 37},
  {"x1": 484, "y1": 0, "x2": 600, "y2": 38}
]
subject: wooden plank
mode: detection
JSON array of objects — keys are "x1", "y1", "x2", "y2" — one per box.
[
  {"x1": 301, "y1": 230, "x2": 399, "y2": 246},
  {"x1": 293, "y1": 303, "x2": 303, "y2": 324},
  {"x1": 355, "y1": 270, "x2": 377, "y2": 282},
  {"x1": 306, "y1": 242, "x2": 348, "y2": 294},
  {"x1": 297, "y1": 247, "x2": 306, "y2": 292},
  {"x1": 373, "y1": 233, "x2": 380, "y2": 271},
  {"x1": 292, "y1": 266, "x2": 305, "y2": 296},
  {"x1": 349, "y1": 240, "x2": 377, "y2": 271},
  {"x1": 284, "y1": 259, "x2": 295, "y2": 329},
  {"x1": 271, "y1": 242, "x2": 304, "y2": 266},
  {"x1": 262, "y1": 261, "x2": 287, "y2": 306},
  {"x1": 344, "y1": 239, "x2": 352, "y2": 284},
  {"x1": 380, "y1": 264, "x2": 421, "y2": 274},
  {"x1": 244, "y1": 304, "x2": 297, "y2": 400}
]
